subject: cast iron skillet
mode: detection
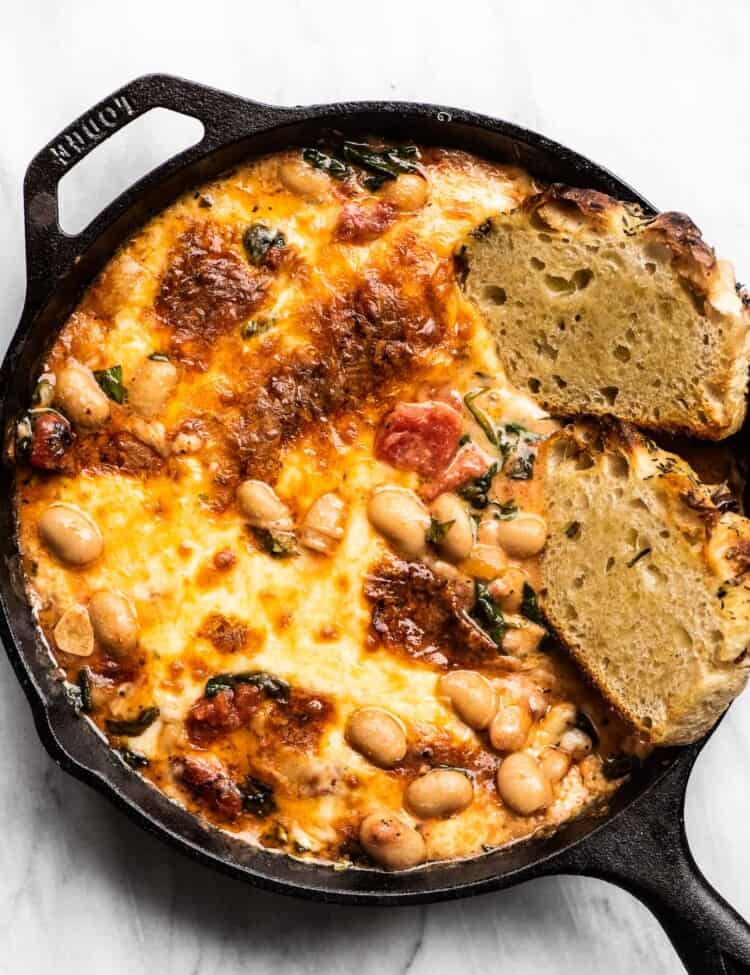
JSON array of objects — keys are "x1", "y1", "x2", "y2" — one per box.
[{"x1": 1, "y1": 73, "x2": 749, "y2": 974}]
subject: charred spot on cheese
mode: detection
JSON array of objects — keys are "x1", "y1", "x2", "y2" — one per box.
[
  {"x1": 155, "y1": 224, "x2": 270, "y2": 366},
  {"x1": 365, "y1": 558, "x2": 496, "y2": 668},
  {"x1": 197, "y1": 613, "x2": 252, "y2": 655}
]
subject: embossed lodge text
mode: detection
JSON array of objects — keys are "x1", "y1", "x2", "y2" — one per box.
[{"x1": 49, "y1": 95, "x2": 136, "y2": 167}]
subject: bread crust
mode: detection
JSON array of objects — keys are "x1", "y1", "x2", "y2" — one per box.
[
  {"x1": 539, "y1": 419, "x2": 750, "y2": 744},
  {"x1": 463, "y1": 186, "x2": 750, "y2": 439}
]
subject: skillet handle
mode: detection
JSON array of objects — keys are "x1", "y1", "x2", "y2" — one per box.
[
  {"x1": 550, "y1": 747, "x2": 750, "y2": 973},
  {"x1": 22, "y1": 73, "x2": 291, "y2": 298}
]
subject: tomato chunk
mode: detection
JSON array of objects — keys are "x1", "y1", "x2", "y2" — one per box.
[
  {"x1": 421, "y1": 442, "x2": 494, "y2": 501},
  {"x1": 375, "y1": 401, "x2": 463, "y2": 478}
]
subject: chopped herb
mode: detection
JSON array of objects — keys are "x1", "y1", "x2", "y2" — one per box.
[
  {"x1": 242, "y1": 223, "x2": 286, "y2": 266},
  {"x1": 93, "y1": 365, "x2": 127, "y2": 404},
  {"x1": 565, "y1": 520, "x2": 581, "y2": 539},
  {"x1": 302, "y1": 147, "x2": 349, "y2": 179},
  {"x1": 240, "y1": 317, "x2": 274, "y2": 339},
  {"x1": 464, "y1": 387, "x2": 497, "y2": 446},
  {"x1": 77, "y1": 667, "x2": 93, "y2": 714},
  {"x1": 458, "y1": 462, "x2": 499, "y2": 509},
  {"x1": 106, "y1": 706, "x2": 160, "y2": 737},
  {"x1": 458, "y1": 433, "x2": 472, "y2": 446},
  {"x1": 492, "y1": 499, "x2": 518, "y2": 520},
  {"x1": 240, "y1": 776, "x2": 277, "y2": 817},
  {"x1": 520, "y1": 582, "x2": 546, "y2": 627},
  {"x1": 149, "y1": 352, "x2": 170, "y2": 362},
  {"x1": 117, "y1": 748, "x2": 150, "y2": 769},
  {"x1": 602, "y1": 754, "x2": 639, "y2": 780},
  {"x1": 204, "y1": 670, "x2": 290, "y2": 704},
  {"x1": 427, "y1": 518, "x2": 455, "y2": 544},
  {"x1": 342, "y1": 141, "x2": 420, "y2": 185},
  {"x1": 575, "y1": 710, "x2": 600, "y2": 746},
  {"x1": 626, "y1": 547, "x2": 651, "y2": 568},
  {"x1": 470, "y1": 581, "x2": 506, "y2": 646},
  {"x1": 253, "y1": 527, "x2": 299, "y2": 558}
]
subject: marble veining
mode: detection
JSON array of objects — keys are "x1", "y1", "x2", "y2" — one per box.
[{"x1": 1, "y1": 2, "x2": 750, "y2": 972}]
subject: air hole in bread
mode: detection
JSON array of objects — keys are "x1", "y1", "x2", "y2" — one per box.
[
  {"x1": 645, "y1": 262, "x2": 656, "y2": 275},
  {"x1": 553, "y1": 374, "x2": 567, "y2": 389},
  {"x1": 605, "y1": 454, "x2": 629, "y2": 479},
  {"x1": 606, "y1": 556, "x2": 615, "y2": 572},
  {"x1": 483, "y1": 285, "x2": 507, "y2": 305},
  {"x1": 613, "y1": 344, "x2": 631, "y2": 363},
  {"x1": 528, "y1": 377, "x2": 541, "y2": 394},
  {"x1": 530, "y1": 257, "x2": 545, "y2": 270},
  {"x1": 573, "y1": 268, "x2": 593, "y2": 290},
  {"x1": 564, "y1": 602, "x2": 578, "y2": 620},
  {"x1": 574, "y1": 452, "x2": 594, "y2": 471},
  {"x1": 600, "y1": 386, "x2": 619, "y2": 406},
  {"x1": 545, "y1": 274, "x2": 576, "y2": 295},
  {"x1": 573, "y1": 574, "x2": 585, "y2": 589}
]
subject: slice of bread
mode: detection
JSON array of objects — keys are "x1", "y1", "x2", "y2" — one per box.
[
  {"x1": 461, "y1": 186, "x2": 750, "y2": 440},
  {"x1": 538, "y1": 419, "x2": 750, "y2": 745}
]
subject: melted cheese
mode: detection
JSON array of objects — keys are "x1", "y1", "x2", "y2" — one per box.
[{"x1": 15, "y1": 146, "x2": 627, "y2": 867}]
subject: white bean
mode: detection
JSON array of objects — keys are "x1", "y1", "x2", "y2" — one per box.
[
  {"x1": 54, "y1": 361, "x2": 110, "y2": 429},
  {"x1": 489, "y1": 699, "x2": 532, "y2": 752},
  {"x1": 491, "y1": 512, "x2": 548, "y2": 559},
  {"x1": 278, "y1": 156, "x2": 331, "y2": 198},
  {"x1": 496, "y1": 752, "x2": 552, "y2": 815},
  {"x1": 237, "y1": 480, "x2": 293, "y2": 530},
  {"x1": 359, "y1": 813, "x2": 426, "y2": 870},
  {"x1": 382, "y1": 173, "x2": 429, "y2": 211},
  {"x1": 405, "y1": 769, "x2": 473, "y2": 818},
  {"x1": 128, "y1": 358, "x2": 178, "y2": 419},
  {"x1": 429, "y1": 493, "x2": 474, "y2": 562},
  {"x1": 39, "y1": 504, "x2": 103, "y2": 566},
  {"x1": 437, "y1": 670, "x2": 497, "y2": 730},
  {"x1": 89, "y1": 590, "x2": 138, "y2": 655},
  {"x1": 346, "y1": 708, "x2": 407, "y2": 768},
  {"x1": 299, "y1": 492, "x2": 346, "y2": 554},
  {"x1": 367, "y1": 487, "x2": 430, "y2": 560}
]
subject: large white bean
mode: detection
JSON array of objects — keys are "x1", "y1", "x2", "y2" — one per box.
[
  {"x1": 405, "y1": 769, "x2": 473, "y2": 819},
  {"x1": 367, "y1": 487, "x2": 430, "y2": 560},
  {"x1": 54, "y1": 361, "x2": 110, "y2": 429},
  {"x1": 237, "y1": 480, "x2": 293, "y2": 530},
  {"x1": 89, "y1": 590, "x2": 138, "y2": 655},
  {"x1": 346, "y1": 707, "x2": 407, "y2": 768},
  {"x1": 381, "y1": 173, "x2": 429, "y2": 211},
  {"x1": 496, "y1": 752, "x2": 553, "y2": 815},
  {"x1": 299, "y1": 492, "x2": 346, "y2": 554},
  {"x1": 437, "y1": 671, "x2": 496, "y2": 730},
  {"x1": 359, "y1": 813, "x2": 426, "y2": 870},
  {"x1": 429, "y1": 493, "x2": 474, "y2": 562},
  {"x1": 491, "y1": 512, "x2": 548, "y2": 559},
  {"x1": 489, "y1": 699, "x2": 532, "y2": 752},
  {"x1": 38, "y1": 504, "x2": 103, "y2": 566},
  {"x1": 278, "y1": 156, "x2": 332, "y2": 198},
  {"x1": 128, "y1": 358, "x2": 178, "y2": 419}
]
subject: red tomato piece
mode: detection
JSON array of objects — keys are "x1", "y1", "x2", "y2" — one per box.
[{"x1": 375, "y1": 401, "x2": 463, "y2": 478}]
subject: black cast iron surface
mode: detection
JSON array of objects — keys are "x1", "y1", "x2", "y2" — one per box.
[{"x1": 1, "y1": 73, "x2": 750, "y2": 974}]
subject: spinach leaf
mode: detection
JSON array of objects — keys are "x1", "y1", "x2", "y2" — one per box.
[
  {"x1": 463, "y1": 387, "x2": 497, "y2": 446},
  {"x1": 342, "y1": 142, "x2": 420, "y2": 184},
  {"x1": 427, "y1": 518, "x2": 455, "y2": 544},
  {"x1": 243, "y1": 223, "x2": 286, "y2": 266},
  {"x1": 470, "y1": 581, "x2": 506, "y2": 646},
  {"x1": 302, "y1": 148, "x2": 349, "y2": 180},
  {"x1": 520, "y1": 582, "x2": 545, "y2": 627},
  {"x1": 205, "y1": 671, "x2": 290, "y2": 704},
  {"x1": 106, "y1": 706, "x2": 160, "y2": 737},
  {"x1": 93, "y1": 365, "x2": 127, "y2": 404},
  {"x1": 458, "y1": 462, "x2": 499, "y2": 509},
  {"x1": 241, "y1": 776, "x2": 277, "y2": 817},
  {"x1": 117, "y1": 748, "x2": 150, "y2": 769},
  {"x1": 253, "y1": 527, "x2": 299, "y2": 558},
  {"x1": 498, "y1": 423, "x2": 541, "y2": 480}
]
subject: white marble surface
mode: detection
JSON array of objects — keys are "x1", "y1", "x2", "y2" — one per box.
[{"x1": 1, "y1": 2, "x2": 750, "y2": 972}]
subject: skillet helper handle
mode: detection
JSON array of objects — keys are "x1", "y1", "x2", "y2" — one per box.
[
  {"x1": 22, "y1": 73, "x2": 286, "y2": 291},
  {"x1": 552, "y1": 748, "x2": 750, "y2": 974}
]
